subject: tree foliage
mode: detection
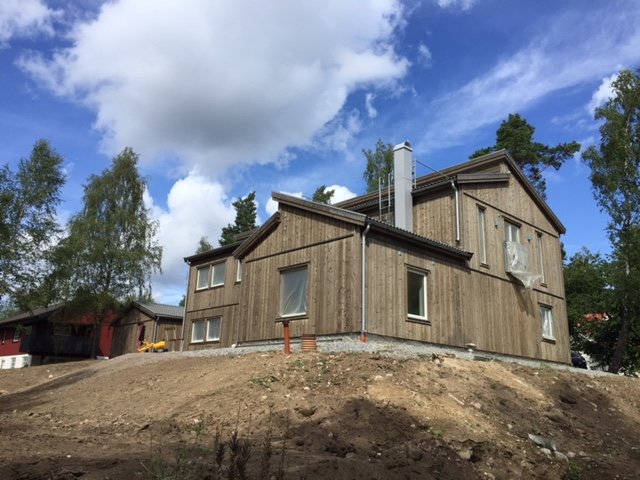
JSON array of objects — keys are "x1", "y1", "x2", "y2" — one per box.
[
  {"x1": 582, "y1": 68, "x2": 640, "y2": 373},
  {"x1": 196, "y1": 236, "x2": 214, "y2": 254},
  {"x1": 220, "y1": 191, "x2": 257, "y2": 246},
  {"x1": 311, "y1": 185, "x2": 335, "y2": 204},
  {"x1": 0, "y1": 140, "x2": 65, "y2": 311},
  {"x1": 362, "y1": 139, "x2": 394, "y2": 193},
  {"x1": 52, "y1": 148, "x2": 162, "y2": 310},
  {"x1": 471, "y1": 114, "x2": 580, "y2": 199}
]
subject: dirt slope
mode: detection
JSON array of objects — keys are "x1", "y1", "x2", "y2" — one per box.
[{"x1": 0, "y1": 351, "x2": 638, "y2": 480}]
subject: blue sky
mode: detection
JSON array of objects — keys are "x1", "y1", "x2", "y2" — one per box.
[{"x1": 1, "y1": 0, "x2": 639, "y2": 304}]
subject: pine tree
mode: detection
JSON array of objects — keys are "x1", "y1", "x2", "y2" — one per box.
[
  {"x1": 471, "y1": 114, "x2": 580, "y2": 199},
  {"x1": 311, "y1": 185, "x2": 335, "y2": 204},
  {"x1": 219, "y1": 191, "x2": 257, "y2": 246}
]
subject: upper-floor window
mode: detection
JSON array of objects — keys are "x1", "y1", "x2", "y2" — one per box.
[
  {"x1": 196, "y1": 261, "x2": 226, "y2": 290},
  {"x1": 211, "y1": 261, "x2": 226, "y2": 287},
  {"x1": 196, "y1": 265, "x2": 210, "y2": 290},
  {"x1": 537, "y1": 232, "x2": 546, "y2": 284},
  {"x1": 478, "y1": 206, "x2": 487, "y2": 265},
  {"x1": 279, "y1": 265, "x2": 308, "y2": 317},
  {"x1": 504, "y1": 220, "x2": 520, "y2": 243},
  {"x1": 407, "y1": 268, "x2": 428, "y2": 322}
]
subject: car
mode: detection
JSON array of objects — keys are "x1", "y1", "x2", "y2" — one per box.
[{"x1": 571, "y1": 351, "x2": 588, "y2": 369}]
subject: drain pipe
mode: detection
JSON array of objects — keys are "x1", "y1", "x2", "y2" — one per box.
[
  {"x1": 360, "y1": 221, "x2": 371, "y2": 342},
  {"x1": 451, "y1": 180, "x2": 460, "y2": 243}
]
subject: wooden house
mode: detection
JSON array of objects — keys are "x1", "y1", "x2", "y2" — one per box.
[
  {"x1": 182, "y1": 145, "x2": 570, "y2": 364},
  {"x1": 0, "y1": 304, "x2": 116, "y2": 368},
  {"x1": 110, "y1": 302, "x2": 184, "y2": 356}
]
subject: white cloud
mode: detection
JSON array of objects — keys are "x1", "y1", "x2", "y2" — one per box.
[
  {"x1": 0, "y1": 0, "x2": 58, "y2": 44},
  {"x1": 436, "y1": 0, "x2": 478, "y2": 11},
  {"x1": 19, "y1": 0, "x2": 409, "y2": 174},
  {"x1": 144, "y1": 173, "x2": 235, "y2": 302},
  {"x1": 365, "y1": 93, "x2": 378, "y2": 118},
  {"x1": 417, "y1": 44, "x2": 432, "y2": 67},
  {"x1": 420, "y1": 5, "x2": 640, "y2": 152},
  {"x1": 326, "y1": 184, "x2": 357, "y2": 203},
  {"x1": 586, "y1": 72, "x2": 619, "y2": 115},
  {"x1": 265, "y1": 191, "x2": 303, "y2": 217}
]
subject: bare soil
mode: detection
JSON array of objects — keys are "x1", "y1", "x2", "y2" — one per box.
[{"x1": 0, "y1": 350, "x2": 638, "y2": 480}]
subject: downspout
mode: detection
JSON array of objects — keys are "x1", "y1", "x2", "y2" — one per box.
[
  {"x1": 451, "y1": 180, "x2": 460, "y2": 243},
  {"x1": 153, "y1": 314, "x2": 159, "y2": 345},
  {"x1": 360, "y1": 221, "x2": 371, "y2": 343},
  {"x1": 179, "y1": 261, "x2": 192, "y2": 352}
]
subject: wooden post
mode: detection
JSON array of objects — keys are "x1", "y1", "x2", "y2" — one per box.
[{"x1": 283, "y1": 321, "x2": 291, "y2": 355}]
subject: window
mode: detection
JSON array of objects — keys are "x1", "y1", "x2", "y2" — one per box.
[
  {"x1": 541, "y1": 305, "x2": 555, "y2": 341},
  {"x1": 236, "y1": 259, "x2": 243, "y2": 283},
  {"x1": 537, "y1": 232, "x2": 545, "y2": 284},
  {"x1": 212, "y1": 262, "x2": 226, "y2": 287},
  {"x1": 12, "y1": 328, "x2": 20, "y2": 342},
  {"x1": 478, "y1": 206, "x2": 487, "y2": 265},
  {"x1": 191, "y1": 318, "x2": 221, "y2": 343},
  {"x1": 504, "y1": 220, "x2": 520, "y2": 243},
  {"x1": 196, "y1": 265, "x2": 210, "y2": 290},
  {"x1": 407, "y1": 268, "x2": 428, "y2": 321},
  {"x1": 279, "y1": 266, "x2": 308, "y2": 317}
]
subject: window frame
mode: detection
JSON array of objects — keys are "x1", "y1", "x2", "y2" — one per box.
[
  {"x1": 504, "y1": 219, "x2": 521, "y2": 243},
  {"x1": 406, "y1": 267, "x2": 429, "y2": 323},
  {"x1": 540, "y1": 304, "x2": 555, "y2": 342},
  {"x1": 236, "y1": 259, "x2": 243, "y2": 283},
  {"x1": 191, "y1": 317, "x2": 221, "y2": 343},
  {"x1": 278, "y1": 264, "x2": 309, "y2": 319},
  {"x1": 211, "y1": 261, "x2": 226, "y2": 287},
  {"x1": 477, "y1": 206, "x2": 488, "y2": 265},
  {"x1": 536, "y1": 232, "x2": 546, "y2": 285},
  {"x1": 12, "y1": 328, "x2": 20, "y2": 342},
  {"x1": 195, "y1": 265, "x2": 211, "y2": 290}
]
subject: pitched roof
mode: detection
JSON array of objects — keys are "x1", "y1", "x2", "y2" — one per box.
[
  {"x1": 134, "y1": 302, "x2": 184, "y2": 320},
  {"x1": 336, "y1": 150, "x2": 566, "y2": 234},
  {"x1": 0, "y1": 304, "x2": 63, "y2": 326}
]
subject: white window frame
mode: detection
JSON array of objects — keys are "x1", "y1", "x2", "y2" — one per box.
[
  {"x1": 279, "y1": 265, "x2": 308, "y2": 318},
  {"x1": 407, "y1": 267, "x2": 428, "y2": 322},
  {"x1": 236, "y1": 259, "x2": 243, "y2": 283},
  {"x1": 195, "y1": 265, "x2": 210, "y2": 290},
  {"x1": 478, "y1": 206, "x2": 487, "y2": 265},
  {"x1": 191, "y1": 318, "x2": 221, "y2": 343},
  {"x1": 537, "y1": 232, "x2": 546, "y2": 284},
  {"x1": 504, "y1": 219, "x2": 520, "y2": 243},
  {"x1": 211, "y1": 261, "x2": 226, "y2": 287},
  {"x1": 541, "y1": 305, "x2": 555, "y2": 341}
]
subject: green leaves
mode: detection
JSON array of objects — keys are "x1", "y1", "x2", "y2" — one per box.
[
  {"x1": 311, "y1": 185, "x2": 335, "y2": 204},
  {"x1": 362, "y1": 139, "x2": 394, "y2": 193},
  {"x1": 220, "y1": 191, "x2": 257, "y2": 246}
]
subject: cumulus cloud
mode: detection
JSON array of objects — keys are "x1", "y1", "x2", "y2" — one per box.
[
  {"x1": 420, "y1": 5, "x2": 640, "y2": 151},
  {"x1": 265, "y1": 191, "x2": 303, "y2": 217},
  {"x1": 0, "y1": 0, "x2": 58, "y2": 44},
  {"x1": 144, "y1": 172, "x2": 235, "y2": 302},
  {"x1": 19, "y1": 0, "x2": 408, "y2": 174},
  {"x1": 586, "y1": 72, "x2": 619, "y2": 115},
  {"x1": 326, "y1": 184, "x2": 357, "y2": 203}
]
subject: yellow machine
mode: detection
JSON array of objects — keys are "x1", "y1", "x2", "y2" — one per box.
[{"x1": 137, "y1": 340, "x2": 167, "y2": 353}]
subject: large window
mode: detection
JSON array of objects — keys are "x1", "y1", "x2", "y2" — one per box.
[
  {"x1": 196, "y1": 265, "x2": 210, "y2": 290},
  {"x1": 407, "y1": 268, "x2": 428, "y2": 321},
  {"x1": 279, "y1": 266, "x2": 308, "y2": 317},
  {"x1": 211, "y1": 262, "x2": 226, "y2": 287},
  {"x1": 478, "y1": 206, "x2": 487, "y2": 265},
  {"x1": 541, "y1": 305, "x2": 555, "y2": 341},
  {"x1": 191, "y1": 318, "x2": 221, "y2": 343}
]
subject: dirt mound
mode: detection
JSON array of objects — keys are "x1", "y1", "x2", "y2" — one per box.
[{"x1": 0, "y1": 351, "x2": 638, "y2": 479}]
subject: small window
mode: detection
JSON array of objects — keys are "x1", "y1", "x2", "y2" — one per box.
[
  {"x1": 206, "y1": 318, "x2": 221, "y2": 342},
  {"x1": 537, "y1": 232, "x2": 545, "y2": 284},
  {"x1": 236, "y1": 259, "x2": 243, "y2": 283},
  {"x1": 191, "y1": 320, "x2": 206, "y2": 343},
  {"x1": 196, "y1": 265, "x2": 210, "y2": 290},
  {"x1": 478, "y1": 206, "x2": 487, "y2": 265},
  {"x1": 407, "y1": 268, "x2": 428, "y2": 321},
  {"x1": 12, "y1": 328, "x2": 20, "y2": 342},
  {"x1": 191, "y1": 318, "x2": 221, "y2": 343},
  {"x1": 504, "y1": 220, "x2": 520, "y2": 243},
  {"x1": 212, "y1": 262, "x2": 226, "y2": 287},
  {"x1": 279, "y1": 266, "x2": 308, "y2": 317},
  {"x1": 541, "y1": 305, "x2": 555, "y2": 341}
]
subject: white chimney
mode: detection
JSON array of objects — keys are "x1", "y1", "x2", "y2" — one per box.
[{"x1": 393, "y1": 141, "x2": 413, "y2": 232}]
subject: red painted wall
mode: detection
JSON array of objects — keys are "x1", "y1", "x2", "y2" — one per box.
[{"x1": 0, "y1": 327, "x2": 27, "y2": 356}]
